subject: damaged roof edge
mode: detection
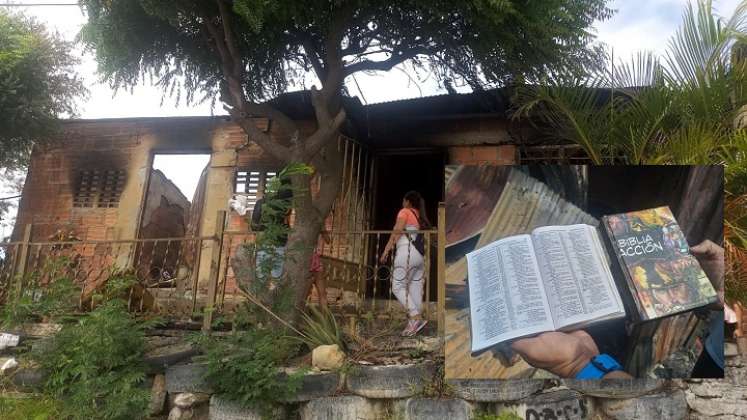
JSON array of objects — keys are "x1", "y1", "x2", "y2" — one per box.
[{"x1": 61, "y1": 85, "x2": 619, "y2": 125}]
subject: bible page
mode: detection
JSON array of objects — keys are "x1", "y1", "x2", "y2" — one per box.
[
  {"x1": 531, "y1": 224, "x2": 625, "y2": 330},
  {"x1": 466, "y1": 234, "x2": 554, "y2": 353}
]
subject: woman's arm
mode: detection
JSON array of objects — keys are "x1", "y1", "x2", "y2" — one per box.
[{"x1": 380, "y1": 216, "x2": 407, "y2": 262}]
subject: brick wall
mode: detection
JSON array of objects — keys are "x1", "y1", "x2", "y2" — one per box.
[
  {"x1": 12, "y1": 127, "x2": 144, "y2": 243},
  {"x1": 447, "y1": 145, "x2": 518, "y2": 165}
]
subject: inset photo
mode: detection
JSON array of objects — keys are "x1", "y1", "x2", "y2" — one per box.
[{"x1": 444, "y1": 165, "x2": 724, "y2": 379}]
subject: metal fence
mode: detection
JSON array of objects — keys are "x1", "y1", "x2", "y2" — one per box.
[
  {"x1": 0, "y1": 205, "x2": 447, "y2": 334},
  {"x1": 0, "y1": 232, "x2": 218, "y2": 317}
]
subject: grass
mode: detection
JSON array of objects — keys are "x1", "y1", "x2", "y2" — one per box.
[{"x1": 0, "y1": 395, "x2": 61, "y2": 420}]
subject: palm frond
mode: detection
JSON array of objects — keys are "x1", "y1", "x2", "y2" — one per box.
[{"x1": 512, "y1": 77, "x2": 611, "y2": 163}]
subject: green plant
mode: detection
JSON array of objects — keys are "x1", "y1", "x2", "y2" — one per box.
[
  {"x1": 237, "y1": 163, "x2": 314, "y2": 323},
  {"x1": 32, "y1": 278, "x2": 159, "y2": 420},
  {"x1": 294, "y1": 305, "x2": 345, "y2": 351},
  {"x1": 412, "y1": 359, "x2": 452, "y2": 398},
  {"x1": 336, "y1": 358, "x2": 360, "y2": 376},
  {"x1": 0, "y1": 10, "x2": 87, "y2": 171},
  {"x1": 472, "y1": 412, "x2": 523, "y2": 420},
  {"x1": 0, "y1": 395, "x2": 61, "y2": 420},
  {"x1": 1, "y1": 257, "x2": 80, "y2": 328},
  {"x1": 192, "y1": 328, "x2": 305, "y2": 418},
  {"x1": 513, "y1": 0, "x2": 746, "y2": 165}
]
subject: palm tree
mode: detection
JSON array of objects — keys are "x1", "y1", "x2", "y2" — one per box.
[
  {"x1": 513, "y1": 0, "x2": 747, "y2": 301},
  {"x1": 513, "y1": 0, "x2": 745, "y2": 164}
]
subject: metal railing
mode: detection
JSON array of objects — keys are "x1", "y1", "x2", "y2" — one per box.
[
  {"x1": 0, "y1": 204, "x2": 448, "y2": 334},
  {"x1": 0, "y1": 232, "x2": 218, "y2": 316}
]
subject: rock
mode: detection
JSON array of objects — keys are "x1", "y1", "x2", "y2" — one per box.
[
  {"x1": 145, "y1": 336, "x2": 182, "y2": 350},
  {"x1": 209, "y1": 395, "x2": 283, "y2": 420},
  {"x1": 312, "y1": 344, "x2": 345, "y2": 370},
  {"x1": 393, "y1": 398, "x2": 474, "y2": 420},
  {"x1": 165, "y1": 363, "x2": 212, "y2": 394},
  {"x1": 29, "y1": 337, "x2": 54, "y2": 354},
  {"x1": 168, "y1": 406, "x2": 194, "y2": 420},
  {"x1": 563, "y1": 378, "x2": 664, "y2": 398},
  {"x1": 686, "y1": 372, "x2": 747, "y2": 419},
  {"x1": 300, "y1": 395, "x2": 385, "y2": 420},
  {"x1": 15, "y1": 323, "x2": 61, "y2": 338},
  {"x1": 282, "y1": 371, "x2": 340, "y2": 402},
  {"x1": 447, "y1": 379, "x2": 545, "y2": 402},
  {"x1": 148, "y1": 374, "x2": 167, "y2": 416},
  {"x1": 341, "y1": 291, "x2": 359, "y2": 307},
  {"x1": 11, "y1": 366, "x2": 46, "y2": 391},
  {"x1": 497, "y1": 389, "x2": 593, "y2": 420},
  {"x1": 725, "y1": 355, "x2": 747, "y2": 386},
  {"x1": 600, "y1": 389, "x2": 688, "y2": 420},
  {"x1": 725, "y1": 342, "x2": 738, "y2": 357},
  {"x1": 346, "y1": 362, "x2": 436, "y2": 398},
  {"x1": 398, "y1": 336, "x2": 441, "y2": 353},
  {"x1": 0, "y1": 333, "x2": 20, "y2": 350},
  {"x1": 174, "y1": 392, "x2": 211, "y2": 409},
  {"x1": 0, "y1": 357, "x2": 18, "y2": 374},
  {"x1": 144, "y1": 342, "x2": 199, "y2": 369}
]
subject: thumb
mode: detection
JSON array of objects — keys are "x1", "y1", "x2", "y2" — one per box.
[
  {"x1": 690, "y1": 240, "x2": 718, "y2": 256},
  {"x1": 510, "y1": 337, "x2": 534, "y2": 356}
]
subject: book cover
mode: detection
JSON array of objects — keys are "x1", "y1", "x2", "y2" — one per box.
[{"x1": 603, "y1": 206, "x2": 718, "y2": 321}]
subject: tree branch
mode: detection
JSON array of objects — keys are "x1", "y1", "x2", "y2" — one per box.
[
  {"x1": 304, "y1": 100, "x2": 346, "y2": 160},
  {"x1": 202, "y1": 14, "x2": 244, "y2": 110},
  {"x1": 202, "y1": 9, "x2": 293, "y2": 162},
  {"x1": 224, "y1": 104, "x2": 289, "y2": 162},
  {"x1": 300, "y1": 37, "x2": 327, "y2": 82},
  {"x1": 344, "y1": 46, "x2": 428, "y2": 76},
  {"x1": 341, "y1": 26, "x2": 382, "y2": 57},
  {"x1": 215, "y1": 0, "x2": 243, "y2": 76},
  {"x1": 311, "y1": 142, "x2": 344, "y2": 216},
  {"x1": 243, "y1": 101, "x2": 299, "y2": 139}
]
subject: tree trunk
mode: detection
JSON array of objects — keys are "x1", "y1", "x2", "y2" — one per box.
[{"x1": 282, "y1": 142, "x2": 344, "y2": 324}]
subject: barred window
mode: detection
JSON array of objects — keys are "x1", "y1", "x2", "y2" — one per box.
[
  {"x1": 234, "y1": 170, "x2": 278, "y2": 211},
  {"x1": 73, "y1": 169, "x2": 126, "y2": 208}
]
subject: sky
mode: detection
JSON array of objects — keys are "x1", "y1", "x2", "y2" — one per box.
[{"x1": 0, "y1": 0, "x2": 743, "y2": 240}]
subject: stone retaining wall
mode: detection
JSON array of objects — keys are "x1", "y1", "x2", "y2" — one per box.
[
  {"x1": 4, "y1": 333, "x2": 745, "y2": 419},
  {"x1": 152, "y1": 353, "x2": 746, "y2": 420}
]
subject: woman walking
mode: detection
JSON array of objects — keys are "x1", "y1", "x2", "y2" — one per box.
[{"x1": 380, "y1": 191, "x2": 431, "y2": 336}]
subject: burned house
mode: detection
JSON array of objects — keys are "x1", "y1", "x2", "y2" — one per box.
[{"x1": 6, "y1": 88, "x2": 627, "y2": 316}]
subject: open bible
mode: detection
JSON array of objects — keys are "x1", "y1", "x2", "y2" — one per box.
[{"x1": 466, "y1": 224, "x2": 626, "y2": 354}]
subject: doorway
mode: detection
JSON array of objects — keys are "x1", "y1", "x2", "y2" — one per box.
[
  {"x1": 370, "y1": 150, "x2": 445, "y2": 300},
  {"x1": 137, "y1": 153, "x2": 211, "y2": 285}
]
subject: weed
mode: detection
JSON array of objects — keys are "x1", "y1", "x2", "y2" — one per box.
[
  {"x1": 413, "y1": 359, "x2": 453, "y2": 398},
  {"x1": 1, "y1": 257, "x2": 79, "y2": 328},
  {"x1": 32, "y1": 275, "x2": 160, "y2": 420},
  {"x1": 472, "y1": 411, "x2": 523, "y2": 420},
  {"x1": 192, "y1": 328, "x2": 305, "y2": 419},
  {"x1": 0, "y1": 395, "x2": 61, "y2": 420},
  {"x1": 294, "y1": 305, "x2": 345, "y2": 350}
]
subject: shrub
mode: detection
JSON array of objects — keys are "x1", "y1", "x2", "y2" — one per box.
[
  {"x1": 32, "y1": 276, "x2": 159, "y2": 420},
  {"x1": 0, "y1": 396, "x2": 61, "y2": 420},
  {"x1": 1, "y1": 257, "x2": 79, "y2": 328},
  {"x1": 193, "y1": 328, "x2": 305, "y2": 418},
  {"x1": 472, "y1": 412, "x2": 523, "y2": 420}
]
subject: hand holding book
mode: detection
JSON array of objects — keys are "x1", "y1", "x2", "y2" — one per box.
[
  {"x1": 690, "y1": 240, "x2": 724, "y2": 307},
  {"x1": 510, "y1": 330, "x2": 633, "y2": 378}
]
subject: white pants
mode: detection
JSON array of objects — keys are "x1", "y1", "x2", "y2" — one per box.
[{"x1": 392, "y1": 240, "x2": 424, "y2": 317}]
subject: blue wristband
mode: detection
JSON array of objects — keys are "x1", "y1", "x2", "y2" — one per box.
[{"x1": 575, "y1": 354, "x2": 623, "y2": 379}]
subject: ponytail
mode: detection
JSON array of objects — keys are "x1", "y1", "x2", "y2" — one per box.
[{"x1": 404, "y1": 190, "x2": 431, "y2": 229}]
